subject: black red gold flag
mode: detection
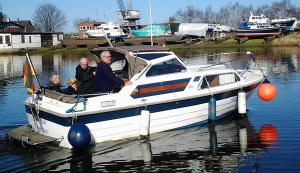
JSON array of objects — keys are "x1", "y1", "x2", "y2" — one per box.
[{"x1": 23, "y1": 57, "x2": 35, "y2": 93}]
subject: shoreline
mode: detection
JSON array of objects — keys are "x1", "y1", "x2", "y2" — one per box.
[{"x1": 1, "y1": 32, "x2": 299, "y2": 55}]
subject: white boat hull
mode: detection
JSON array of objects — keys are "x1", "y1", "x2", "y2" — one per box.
[{"x1": 25, "y1": 90, "x2": 254, "y2": 148}]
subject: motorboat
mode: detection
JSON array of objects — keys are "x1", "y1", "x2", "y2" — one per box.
[
  {"x1": 8, "y1": 46, "x2": 267, "y2": 149},
  {"x1": 83, "y1": 21, "x2": 126, "y2": 38},
  {"x1": 248, "y1": 11, "x2": 297, "y2": 31},
  {"x1": 236, "y1": 22, "x2": 283, "y2": 38}
]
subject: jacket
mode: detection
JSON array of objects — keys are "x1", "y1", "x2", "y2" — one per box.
[
  {"x1": 47, "y1": 81, "x2": 62, "y2": 93},
  {"x1": 75, "y1": 65, "x2": 95, "y2": 94},
  {"x1": 94, "y1": 61, "x2": 125, "y2": 92},
  {"x1": 64, "y1": 86, "x2": 77, "y2": 95}
]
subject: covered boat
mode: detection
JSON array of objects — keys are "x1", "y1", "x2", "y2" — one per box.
[
  {"x1": 9, "y1": 46, "x2": 267, "y2": 149},
  {"x1": 131, "y1": 24, "x2": 169, "y2": 36}
]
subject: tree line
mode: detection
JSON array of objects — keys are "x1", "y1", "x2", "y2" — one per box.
[
  {"x1": 1, "y1": 0, "x2": 300, "y2": 32},
  {"x1": 171, "y1": 0, "x2": 300, "y2": 29},
  {"x1": 0, "y1": 2, "x2": 67, "y2": 32}
]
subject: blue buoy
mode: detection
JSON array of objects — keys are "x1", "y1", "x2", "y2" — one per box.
[
  {"x1": 209, "y1": 97, "x2": 216, "y2": 121},
  {"x1": 68, "y1": 122, "x2": 91, "y2": 148}
]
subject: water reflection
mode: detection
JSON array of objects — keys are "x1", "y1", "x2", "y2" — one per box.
[{"x1": 61, "y1": 114, "x2": 275, "y2": 173}]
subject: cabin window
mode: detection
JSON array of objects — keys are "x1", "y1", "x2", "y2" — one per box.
[
  {"x1": 200, "y1": 73, "x2": 239, "y2": 89},
  {"x1": 29, "y1": 36, "x2": 32, "y2": 43},
  {"x1": 136, "y1": 53, "x2": 171, "y2": 60},
  {"x1": 21, "y1": 35, "x2": 25, "y2": 43},
  {"x1": 114, "y1": 27, "x2": 118, "y2": 29},
  {"x1": 5, "y1": 35, "x2": 10, "y2": 44},
  {"x1": 104, "y1": 28, "x2": 109, "y2": 30},
  {"x1": 146, "y1": 58, "x2": 187, "y2": 77},
  {"x1": 0, "y1": 36, "x2": 2, "y2": 44}
]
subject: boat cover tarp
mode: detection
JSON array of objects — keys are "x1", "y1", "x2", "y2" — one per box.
[
  {"x1": 172, "y1": 23, "x2": 208, "y2": 37},
  {"x1": 131, "y1": 24, "x2": 169, "y2": 36},
  {"x1": 90, "y1": 46, "x2": 170, "y2": 79}
]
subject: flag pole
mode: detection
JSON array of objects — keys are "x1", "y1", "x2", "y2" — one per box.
[{"x1": 26, "y1": 52, "x2": 42, "y2": 92}]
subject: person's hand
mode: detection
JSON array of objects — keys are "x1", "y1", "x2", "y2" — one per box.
[
  {"x1": 93, "y1": 72, "x2": 96, "y2": 75},
  {"x1": 124, "y1": 81, "x2": 132, "y2": 86}
]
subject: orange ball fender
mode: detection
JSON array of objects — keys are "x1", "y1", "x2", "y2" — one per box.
[{"x1": 257, "y1": 82, "x2": 276, "y2": 101}]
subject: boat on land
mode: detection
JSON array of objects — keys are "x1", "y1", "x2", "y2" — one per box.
[
  {"x1": 236, "y1": 22, "x2": 283, "y2": 38},
  {"x1": 83, "y1": 21, "x2": 126, "y2": 38},
  {"x1": 7, "y1": 45, "x2": 266, "y2": 149},
  {"x1": 248, "y1": 11, "x2": 297, "y2": 31},
  {"x1": 131, "y1": 24, "x2": 170, "y2": 37}
]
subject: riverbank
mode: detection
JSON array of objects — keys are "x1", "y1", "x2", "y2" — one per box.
[
  {"x1": 168, "y1": 32, "x2": 300, "y2": 49},
  {"x1": 1, "y1": 32, "x2": 299, "y2": 55}
]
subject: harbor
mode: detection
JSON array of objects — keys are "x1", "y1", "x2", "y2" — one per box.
[
  {"x1": 1, "y1": 0, "x2": 300, "y2": 172},
  {"x1": 0, "y1": 46, "x2": 300, "y2": 172}
]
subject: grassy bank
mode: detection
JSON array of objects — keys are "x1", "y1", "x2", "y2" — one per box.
[
  {"x1": 2, "y1": 32, "x2": 299, "y2": 55},
  {"x1": 29, "y1": 48, "x2": 90, "y2": 55}
]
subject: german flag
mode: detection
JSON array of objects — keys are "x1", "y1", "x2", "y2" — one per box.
[{"x1": 24, "y1": 57, "x2": 35, "y2": 93}]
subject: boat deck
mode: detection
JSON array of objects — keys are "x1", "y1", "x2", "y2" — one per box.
[{"x1": 6, "y1": 125, "x2": 61, "y2": 146}]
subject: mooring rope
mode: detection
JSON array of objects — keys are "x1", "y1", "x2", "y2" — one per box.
[{"x1": 66, "y1": 94, "x2": 86, "y2": 113}]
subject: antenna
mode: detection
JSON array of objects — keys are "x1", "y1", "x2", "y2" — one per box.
[
  {"x1": 103, "y1": 0, "x2": 106, "y2": 19},
  {"x1": 96, "y1": 10, "x2": 99, "y2": 22},
  {"x1": 149, "y1": 0, "x2": 153, "y2": 46}
]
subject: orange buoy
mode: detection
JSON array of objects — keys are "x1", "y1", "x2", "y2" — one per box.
[{"x1": 257, "y1": 79, "x2": 276, "y2": 101}]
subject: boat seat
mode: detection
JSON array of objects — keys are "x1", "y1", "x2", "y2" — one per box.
[
  {"x1": 44, "y1": 89, "x2": 66, "y2": 101},
  {"x1": 43, "y1": 89, "x2": 85, "y2": 104}
]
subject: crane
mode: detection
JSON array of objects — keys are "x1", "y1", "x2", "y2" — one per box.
[
  {"x1": 116, "y1": 0, "x2": 132, "y2": 12},
  {"x1": 116, "y1": 0, "x2": 139, "y2": 35}
]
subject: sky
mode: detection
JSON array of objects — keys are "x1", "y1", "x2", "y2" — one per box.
[{"x1": 1, "y1": 0, "x2": 300, "y2": 33}]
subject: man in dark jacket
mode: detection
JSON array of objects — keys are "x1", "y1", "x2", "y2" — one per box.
[
  {"x1": 94, "y1": 51, "x2": 132, "y2": 93},
  {"x1": 47, "y1": 73, "x2": 62, "y2": 92},
  {"x1": 75, "y1": 58, "x2": 96, "y2": 94}
]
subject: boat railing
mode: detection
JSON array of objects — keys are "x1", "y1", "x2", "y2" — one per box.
[{"x1": 185, "y1": 52, "x2": 265, "y2": 77}]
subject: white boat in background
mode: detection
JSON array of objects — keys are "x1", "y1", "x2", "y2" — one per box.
[
  {"x1": 8, "y1": 46, "x2": 268, "y2": 149},
  {"x1": 83, "y1": 21, "x2": 126, "y2": 38},
  {"x1": 248, "y1": 11, "x2": 297, "y2": 31}
]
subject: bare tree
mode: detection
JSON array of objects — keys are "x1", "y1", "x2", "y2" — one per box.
[
  {"x1": 171, "y1": 0, "x2": 300, "y2": 30},
  {"x1": 194, "y1": 9, "x2": 204, "y2": 23},
  {"x1": 0, "y1": 2, "x2": 7, "y2": 23},
  {"x1": 172, "y1": 8, "x2": 184, "y2": 23},
  {"x1": 185, "y1": 6, "x2": 195, "y2": 23},
  {"x1": 73, "y1": 17, "x2": 93, "y2": 31},
  {"x1": 204, "y1": 5, "x2": 215, "y2": 23},
  {"x1": 32, "y1": 3, "x2": 67, "y2": 32}
]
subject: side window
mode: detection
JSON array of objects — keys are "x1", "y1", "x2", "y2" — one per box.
[
  {"x1": 29, "y1": 36, "x2": 32, "y2": 43},
  {"x1": 5, "y1": 35, "x2": 10, "y2": 44},
  {"x1": 146, "y1": 58, "x2": 186, "y2": 77},
  {"x1": 0, "y1": 36, "x2": 2, "y2": 44},
  {"x1": 200, "y1": 73, "x2": 239, "y2": 89},
  {"x1": 21, "y1": 35, "x2": 25, "y2": 43}
]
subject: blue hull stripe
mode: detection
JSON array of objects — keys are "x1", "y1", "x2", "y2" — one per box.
[{"x1": 25, "y1": 82, "x2": 259, "y2": 127}]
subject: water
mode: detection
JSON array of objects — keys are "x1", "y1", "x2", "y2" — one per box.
[{"x1": 0, "y1": 47, "x2": 300, "y2": 172}]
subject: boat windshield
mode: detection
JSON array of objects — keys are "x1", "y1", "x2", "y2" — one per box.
[
  {"x1": 136, "y1": 53, "x2": 172, "y2": 60},
  {"x1": 146, "y1": 58, "x2": 187, "y2": 77}
]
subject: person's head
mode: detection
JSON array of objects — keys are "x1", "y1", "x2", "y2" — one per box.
[
  {"x1": 80, "y1": 57, "x2": 88, "y2": 69},
  {"x1": 66, "y1": 78, "x2": 78, "y2": 89},
  {"x1": 49, "y1": 73, "x2": 61, "y2": 85},
  {"x1": 100, "y1": 51, "x2": 111, "y2": 64}
]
